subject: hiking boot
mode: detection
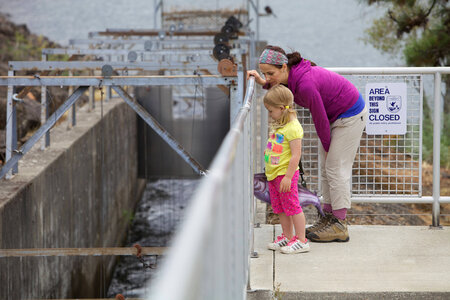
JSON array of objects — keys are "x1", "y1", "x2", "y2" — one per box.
[
  {"x1": 280, "y1": 236, "x2": 310, "y2": 254},
  {"x1": 305, "y1": 212, "x2": 332, "y2": 235},
  {"x1": 267, "y1": 233, "x2": 289, "y2": 250},
  {"x1": 306, "y1": 216, "x2": 349, "y2": 243}
]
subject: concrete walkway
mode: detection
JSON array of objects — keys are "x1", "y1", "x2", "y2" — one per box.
[{"x1": 248, "y1": 224, "x2": 450, "y2": 299}]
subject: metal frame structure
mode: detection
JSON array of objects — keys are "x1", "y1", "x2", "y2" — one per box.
[{"x1": 0, "y1": 75, "x2": 239, "y2": 180}]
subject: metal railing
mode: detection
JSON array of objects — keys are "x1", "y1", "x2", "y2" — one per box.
[
  {"x1": 295, "y1": 67, "x2": 450, "y2": 227},
  {"x1": 147, "y1": 77, "x2": 257, "y2": 300},
  {"x1": 144, "y1": 67, "x2": 449, "y2": 299}
]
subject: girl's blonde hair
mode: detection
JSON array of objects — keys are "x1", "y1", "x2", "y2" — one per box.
[{"x1": 263, "y1": 84, "x2": 297, "y2": 130}]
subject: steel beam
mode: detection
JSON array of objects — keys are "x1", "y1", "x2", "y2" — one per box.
[
  {"x1": 0, "y1": 75, "x2": 234, "y2": 86},
  {"x1": 42, "y1": 48, "x2": 245, "y2": 56},
  {"x1": 112, "y1": 86, "x2": 206, "y2": 175},
  {"x1": 92, "y1": 29, "x2": 246, "y2": 37},
  {"x1": 0, "y1": 87, "x2": 88, "y2": 180},
  {"x1": 8, "y1": 61, "x2": 219, "y2": 72},
  {"x1": 69, "y1": 37, "x2": 216, "y2": 46}
]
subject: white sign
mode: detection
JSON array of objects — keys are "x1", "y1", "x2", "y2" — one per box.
[{"x1": 365, "y1": 82, "x2": 407, "y2": 135}]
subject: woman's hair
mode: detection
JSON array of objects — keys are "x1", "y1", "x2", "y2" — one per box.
[
  {"x1": 263, "y1": 84, "x2": 297, "y2": 130},
  {"x1": 264, "y1": 45, "x2": 317, "y2": 69}
]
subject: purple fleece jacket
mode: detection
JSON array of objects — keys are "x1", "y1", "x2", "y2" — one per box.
[{"x1": 287, "y1": 59, "x2": 360, "y2": 152}]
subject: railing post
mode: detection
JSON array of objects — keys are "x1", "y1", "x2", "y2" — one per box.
[
  {"x1": 68, "y1": 71, "x2": 76, "y2": 128},
  {"x1": 89, "y1": 74, "x2": 95, "y2": 111},
  {"x1": 6, "y1": 70, "x2": 17, "y2": 178},
  {"x1": 41, "y1": 54, "x2": 50, "y2": 149},
  {"x1": 230, "y1": 70, "x2": 244, "y2": 124},
  {"x1": 432, "y1": 72, "x2": 441, "y2": 227}
]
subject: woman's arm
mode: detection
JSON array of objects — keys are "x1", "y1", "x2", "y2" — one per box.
[
  {"x1": 246, "y1": 70, "x2": 266, "y2": 85},
  {"x1": 279, "y1": 138, "x2": 302, "y2": 193},
  {"x1": 301, "y1": 87, "x2": 331, "y2": 152}
]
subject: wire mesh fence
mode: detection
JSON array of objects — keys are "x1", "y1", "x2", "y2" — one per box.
[{"x1": 295, "y1": 74, "x2": 423, "y2": 198}]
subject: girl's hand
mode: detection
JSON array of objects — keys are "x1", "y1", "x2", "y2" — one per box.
[
  {"x1": 279, "y1": 176, "x2": 292, "y2": 193},
  {"x1": 247, "y1": 70, "x2": 266, "y2": 85}
]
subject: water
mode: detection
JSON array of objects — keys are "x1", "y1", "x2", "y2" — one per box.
[
  {"x1": 0, "y1": 0, "x2": 403, "y2": 67},
  {"x1": 107, "y1": 179, "x2": 199, "y2": 298}
]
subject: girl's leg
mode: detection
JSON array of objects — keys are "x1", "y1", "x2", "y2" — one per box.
[
  {"x1": 279, "y1": 213, "x2": 294, "y2": 240},
  {"x1": 292, "y1": 212, "x2": 306, "y2": 242}
]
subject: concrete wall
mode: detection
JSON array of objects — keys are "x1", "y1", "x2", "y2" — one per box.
[{"x1": 0, "y1": 97, "x2": 145, "y2": 299}]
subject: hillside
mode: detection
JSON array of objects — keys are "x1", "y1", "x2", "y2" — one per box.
[{"x1": 0, "y1": 12, "x2": 78, "y2": 164}]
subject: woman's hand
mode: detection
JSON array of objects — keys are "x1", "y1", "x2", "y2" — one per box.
[
  {"x1": 247, "y1": 70, "x2": 266, "y2": 85},
  {"x1": 279, "y1": 176, "x2": 292, "y2": 193}
]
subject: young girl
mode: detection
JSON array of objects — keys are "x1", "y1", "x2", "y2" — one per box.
[{"x1": 264, "y1": 84, "x2": 309, "y2": 254}]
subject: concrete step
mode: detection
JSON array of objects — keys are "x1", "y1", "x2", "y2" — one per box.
[{"x1": 248, "y1": 224, "x2": 450, "y2": 300}]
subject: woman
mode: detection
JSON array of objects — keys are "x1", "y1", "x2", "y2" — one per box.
[{"x1": 248, "y1": 45, "x2": 367, "y2": 242}]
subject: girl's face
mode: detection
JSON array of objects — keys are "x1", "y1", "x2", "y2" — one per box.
[
  {"x1": 259, "y1": 63, "x2": 289, "y2": 86},
  {"x1": 264, "y1": 103, "x2": 284, "y2": 121}
]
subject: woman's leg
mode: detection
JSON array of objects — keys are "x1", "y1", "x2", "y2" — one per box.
[
  {"x1": 319, "y1": 145, "x2": 332, "y2": 208},
  {"x1": 326, "y1": 107, "x2": 367, "y2": 211},
  {"x1": 307, "y1": 107, "x2": 367, "y2": 242}
]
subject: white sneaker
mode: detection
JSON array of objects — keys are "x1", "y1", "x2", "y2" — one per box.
[
  {"x1": 267, "y1": 233, "x2": 289, "y2": 250},
  {"x1": 280, "y1": 236, "x2": 310, "y2": 254}
]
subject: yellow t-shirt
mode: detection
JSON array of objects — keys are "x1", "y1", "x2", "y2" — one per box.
[{"x1": 264, "y1": 119, "x2": 304, "y2": 181}]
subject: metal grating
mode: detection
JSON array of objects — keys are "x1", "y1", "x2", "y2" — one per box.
[
  {"x1": 295, "y1": 75, "x2": 422, "y2": 198},
  {"x1": 295, "y1": 106, "x2": 320, "y2": 194}
]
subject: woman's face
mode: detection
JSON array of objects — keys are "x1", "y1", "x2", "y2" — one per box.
[{"x1": 259, "y1": 63, "x2": 289, "y2": 86}]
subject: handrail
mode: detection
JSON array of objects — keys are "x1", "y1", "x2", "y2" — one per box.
[
  {"x1": 147, "y1": 77, "x2": 256, "y2": 300},
  {"x1": 328, "y1": 66, "x2": 450, "y2": 74}
]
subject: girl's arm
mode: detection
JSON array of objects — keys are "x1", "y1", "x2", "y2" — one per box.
[{"x1": 279, "y1": 138, "x2": 302, "y2": 193}]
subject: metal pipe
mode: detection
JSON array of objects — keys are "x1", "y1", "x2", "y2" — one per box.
[
  {"x1": 351, "y1": 196, "x2": 450, "y2": 204},
  {"x1": 9, "y1": 61, "x2": 221, "y2": 72},
  {"x1": 328, "y1": 67, "x2": 450, "y2": 75},
  {"x1": 0, "y1": 247, "x2": 166, "y2": 257},
  {"x1": 111, "y1": 86, "x2": 206, "y2": 175},
  {"x1": 42, "y1": 48, "x2": 244, "y2": 56},
  {"x1": 41, "y1": 53, "x2": 50, "y2": 149},
  {"x1": 0, "y1": 75, "x2": 233, "y2": 86},
  {"x1": 0, "y1": 87, "x2": 88, "y2": 180},
  {"x1": 432, "y1": 72, "x2": 442, "y2": 226},
  {"x1": 5, "y1": 70, "x2": 15, "y2": 179}
]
